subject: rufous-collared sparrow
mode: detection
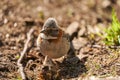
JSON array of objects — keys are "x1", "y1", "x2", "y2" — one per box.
[{"x1": 36, "y1": 18, "x2": 70, "y2": 66}]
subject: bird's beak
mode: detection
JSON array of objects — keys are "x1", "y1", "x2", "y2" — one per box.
[{"x1": 40, "y1": 29, "x2": 46, "y2": 33}]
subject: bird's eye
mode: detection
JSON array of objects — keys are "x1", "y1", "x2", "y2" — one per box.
[{"x1": 56, "y1": 29, "x2": 59, "y2": 32}]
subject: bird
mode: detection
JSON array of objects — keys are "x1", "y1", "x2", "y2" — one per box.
[{"x1": 36, "y1": 18, "x2": 70, "y2": 67}]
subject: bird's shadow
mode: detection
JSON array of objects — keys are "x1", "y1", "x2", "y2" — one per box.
[{"x1": 57, "y1": 40, "x2": 87, "y2": 79}]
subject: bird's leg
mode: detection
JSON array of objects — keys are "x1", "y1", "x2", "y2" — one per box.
[{"x1": 42, "y1": 56, "x2": 54, "y2": 70}]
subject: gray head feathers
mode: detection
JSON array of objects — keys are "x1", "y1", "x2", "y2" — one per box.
[{"x1": 43, "y1": 18, "x2": 58, "y2": 29}]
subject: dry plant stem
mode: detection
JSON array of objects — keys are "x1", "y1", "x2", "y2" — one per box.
[
  {"x1": 17, "y1": 28, "x2": 34, "y2": 80},
  {"x1": 43, "y1": 55, "x2": 48, "y2": 65}
]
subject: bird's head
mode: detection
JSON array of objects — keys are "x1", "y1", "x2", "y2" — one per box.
[{"x1": 40, "y1": 18, "x2": 60, "y2": 39}]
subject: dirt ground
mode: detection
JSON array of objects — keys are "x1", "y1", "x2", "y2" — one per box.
[{"x1": 0, "y1": 0, "x2": 120, "y2": 80}]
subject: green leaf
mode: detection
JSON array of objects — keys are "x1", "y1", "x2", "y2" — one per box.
[{"x1": 102, "y1": 9, "x2": 120, "y2": 45}]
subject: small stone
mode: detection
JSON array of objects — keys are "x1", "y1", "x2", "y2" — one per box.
[
  {"x1": 78, "y1": 26, "x2": 86, "y2": 36},
  {"x1": 14, "y1": 23, "x2": 17, "y2": 27},
  {"x1": 6, "y1": 34, "x2": 10, "y2": 38},
  {"x1": 76, "y1": 53, "x2": 88, "y2": 60},
  {"x1": 4, "y1": 18, "x2": 8, "y2": 24},
  {"x1": 66, "y1": 21, "x2": 79, "y2": 36},
  {"x1": 102, "y1": 0, "x2": 111, "y2": 8},
  {"x1": 72, "y1": 37, "x2": 87, "y2": 50},
  {"x1": 24, "y1": 18, "x2": 35, "y2": 26},
  {"x1": 80, "y1": 47, "x2": 90, "y2": 54},
  {"x1": 11, "y1": 46, "x2": 17, "y2": 50}
]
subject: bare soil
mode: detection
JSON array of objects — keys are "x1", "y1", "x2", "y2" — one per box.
[{"x1": 0, "y1": 0, "x2": 120, "y2": 80}]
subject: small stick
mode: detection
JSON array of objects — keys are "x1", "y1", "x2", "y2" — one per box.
[{"x1": 17, "y1": 28, "x2": 34, "y2": 80}]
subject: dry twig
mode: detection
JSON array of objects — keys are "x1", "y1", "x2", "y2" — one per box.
[{"x1": 17, "y1": 28, "x2": 34, "y2": 80}]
